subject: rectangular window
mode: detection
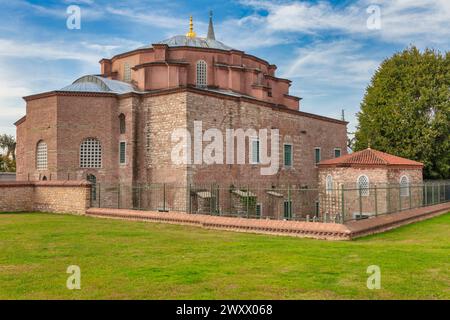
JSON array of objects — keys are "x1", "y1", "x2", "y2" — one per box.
[
  {"x1": 256, "y1": 203, "x2": 262, "y2": 217},
  {"x1": 334, "y1": 148, "x2": 341, "y2": 158},
  {"x1": 119, "y1": 142, "x2": 126, "y2": 164},
  {"x1": 314, "y1": 147, "x2": 321, "y2": 164},
  {"x1": 251, "y1": 138, "x2": 260, "y2": 164},
  {"x1": 283, "y1": 200, "x2": 292, "y2": 219},
  {"x1": 284, "y1": 144, "x2": 293, "y2": 167}
]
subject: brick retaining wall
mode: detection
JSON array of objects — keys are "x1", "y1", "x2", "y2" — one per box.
[
  {"x1": 86, "y1": 202, "x2": 450, "y2": 240},
  {"x1": 0, "y1": 181, "x2": 91, "y2": 214}
]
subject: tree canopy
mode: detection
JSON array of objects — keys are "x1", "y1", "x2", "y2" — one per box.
[
  {"x1": 355, "y1": 47, "x2": 450, "y2": 179},
  {"x1": 0, "y1": 134, "x2": 16, "y2": 172}
]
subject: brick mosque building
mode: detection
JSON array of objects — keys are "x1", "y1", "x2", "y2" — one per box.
[
  {"x1": 15, "y1": 14, "x2": 351, "y2": 216},
  {"x1": 15, "y1": 14, "x2": 347, "y2": 185}
]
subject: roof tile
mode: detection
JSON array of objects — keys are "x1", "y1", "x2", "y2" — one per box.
[{"x1": 318, "y1": 148, "x2": 423, "y2": 168}]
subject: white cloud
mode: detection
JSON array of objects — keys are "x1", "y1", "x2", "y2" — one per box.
[
  {"x1": 281, "y1": 40, "x2": 379, "y2": 86},
  {"x1": 239, "y1": 0, "x2": 450, "y2": 47}
]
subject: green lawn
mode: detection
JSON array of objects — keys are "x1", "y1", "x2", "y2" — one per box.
[{"x1": 0, "y1": 212, "x2": 449, "y2": 299}]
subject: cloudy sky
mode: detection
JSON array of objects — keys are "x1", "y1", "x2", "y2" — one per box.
[{"x1": 0, "y1": 0, "x2": 449, "y2": 137}]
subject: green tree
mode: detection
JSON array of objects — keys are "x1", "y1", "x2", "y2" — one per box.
[
  {"x1": 0, "y1": 134, "x2": 16, "y2": 161},
  {"x1": 0, "y1": 134, "x2": 16, "y2": 172},
  {"x1": 355, "y1": 47, "x2": 450, "y2": 179}
]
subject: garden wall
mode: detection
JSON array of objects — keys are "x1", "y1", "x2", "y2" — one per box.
[{"x1": 0, "y1": 181, "x2": 91, "y2": 214}]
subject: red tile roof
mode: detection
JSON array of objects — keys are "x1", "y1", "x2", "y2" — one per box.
[{"x1": 318, "y1": 148, "x2": 423, "y2": 168}]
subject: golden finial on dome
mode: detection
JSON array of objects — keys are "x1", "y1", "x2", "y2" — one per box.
[{"x1": 186, "y1": 16, "x2": 196, "y2": 38}]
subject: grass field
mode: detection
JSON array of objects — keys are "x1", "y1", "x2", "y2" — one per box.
[{"x1": 0, "y1": 212, "x2": 449, "y2": 299}]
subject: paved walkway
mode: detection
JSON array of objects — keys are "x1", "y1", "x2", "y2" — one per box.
[{"x1": 85, "y1": 202, "x2": 450, "y2": 241}]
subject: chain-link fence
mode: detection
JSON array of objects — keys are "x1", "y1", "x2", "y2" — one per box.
[{"x1": 89, "y1": 181, "x2": 450, "y2": 223}]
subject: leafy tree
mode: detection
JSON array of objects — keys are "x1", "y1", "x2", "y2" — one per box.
[
  {"x1": 355, "y1": 47, "x2": 450, "y2": 179},
  {"x1": 0, "y1": 134, "x2": 16, "y2": 161},
  {"x1": 0, "y1": 134, "x2": 16, "y2": 172}
]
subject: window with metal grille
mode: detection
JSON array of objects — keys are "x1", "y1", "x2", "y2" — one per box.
[
  {"x1": 124, "y1": 62, "x2": 131, "y2": 82},
  {"x1": 251, "y1": 138, "x2": 260, "y2": 164},
  {"x1": 80, "y1": 138, "x2": 102, "y2": 168},
  {"x1": 400, "y1": 175, "x2": 409, "y2": 197},
  {"x1": 119, "y1": 114, "x2": 126, "y2": 134},
  {"x1": 314, "y1": 147, "x2": 321, "y2": 164},
  {"x1": 357, "y1": 175, "x2": 370, "y2": 196},
  {"x1": 196, "y1": 60, "x2": 207, "y2": 87},
  {"x1": 334, "y1": 148, "x2": 341, "y2": 158},
  {"x1": 119, "y1": 141, "x2": 126, "y2": 164},
  {"x1": 284, "y1": 144, "x2": 293, "y2": 167},
  {"x1": 36, "y1": 140, "x2": 48, "y2": 170},
  {"x1": 326, "y1": 174, "x2": 333, "y2": 194}
]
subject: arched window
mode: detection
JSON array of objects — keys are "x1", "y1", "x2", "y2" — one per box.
[
  {"x1": 326, "y1": 175, "x2": 333, "y2": 194},
  {"x1": 196, "y1": 60, "x2": 207, "y2": 87},
  {"x1": 357, "y1": 175, "x2": 370, "y2": 196},
  {"x1": 400, "y1": 175, "x2": 409, "y2": 197},
  {"x1": 123, "y1": 62, "x2": 131, "y2": 82},
  {"x1": 36, "y1": 140, "x2": 48, "y2": 170},
  {"x1": 87, "y1": 174, "x2": 97, "y2": 201},
  {"x1": 80, "y1": 138, "x2": 102, "y2": 168},
  {"x1": 119, "y1": 114, "x2": 126, "y2": 134}
]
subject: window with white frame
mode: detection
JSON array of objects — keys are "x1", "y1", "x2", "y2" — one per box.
[
  {"x1": 119, "y1": 141, "x2": 126, "y2": 165},
  {"x1": 251, "y1": 137, "x2": 260, "y2": 164},
  {"x1": 400, "y1": 175, "x2": 409, "y2": 197},
  {"x1": 196, "y1": 60, "x2": 207, "y2": 87},
  {"x1": 123, "y1": 62, "x2": 131, "y2": 82},
  {"x1": 357, "y1": 175, "x2": 370, "y2": 196},
  {"x1": 36, "y1": 140, "x2": 48, "y2": 170},
  {"x1": 334, "y1": 148, "x2": 341, "y2": 158},
  {"x1": 284, "y1": 144, "x2": 293, "y2": 167},
  {"x1": 80, "y1": 138, "x2": 102, "y2": 168},
  {"x1": 326, "y1": 174, "x2": 333, "y2": 194},
  {"x1": 314, "y1": 147, "x2": 321, "y2": 164}
]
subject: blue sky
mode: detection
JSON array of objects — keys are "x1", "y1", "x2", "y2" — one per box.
[{"x1": 1, "y1": 0, "x2": 449, "y2": 137}]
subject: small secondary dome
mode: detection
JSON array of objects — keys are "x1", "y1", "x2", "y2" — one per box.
[{"x1": 60, "y1": 75, "x2": 138, "y2": 94}]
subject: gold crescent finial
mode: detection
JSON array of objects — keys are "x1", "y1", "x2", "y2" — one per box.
[{"x1": 186, "y1": 16, "x2": 196, "y2": 38}]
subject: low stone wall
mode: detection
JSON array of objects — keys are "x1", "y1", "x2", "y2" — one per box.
[
  {"x1": 0, "y1": 181, "x2": 91, "y2": 214},
  {"x1": 86, "y1": 202, "x2": 450, "y2": 240}
]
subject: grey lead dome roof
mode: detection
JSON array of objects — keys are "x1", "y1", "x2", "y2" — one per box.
[
  {"x1": 139, "y1": 35, "x2": 233, "y2": 51},
  {"x1": 60, "y1": 75, "x2": 138, "y2": 94}
]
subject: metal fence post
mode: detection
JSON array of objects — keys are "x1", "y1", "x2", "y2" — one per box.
[
  {"x1": 398, "y1": 184, "x2": 401, "y2": 212},
  {"x1": 431, "y1": 184, "x2": 434, "y2": 204},
  {"x1": 188, "y1": 183, "x2": 192, "y2": 214},
  {"x1": 359, "y1": 187, "x2": 362, "y2": 218},
  {"x1": 246, "y1": 184, "x2": 250, "y2": 218},
  {"x1": 288, "y1": 184, "x2": 291, "y2": 220},
  {"x1": 374, "y1": 184, "x2": 378, "y2": 217},
  {"x1": 118, "y1": 184, "x2": 121, "y2": 209},
  {"x1": 409, "y1": 185, "x2": 412, "y2": 209},
  {"x1": 341, "y1": 184, "x2": 345, "y2": 223},
  {"x1": 163, "y1": 183, "x2": 166, "y2": 212},
  {"x1": 387, "y1": 185, "x2": 391, "y2": 213},
  {"x1": 98, "y1": 183, "x2": 101, "y2": 208},
  {"x1": 210, "y1": 184, "x2": 214, "y2": 215},
  {"x1": 138, "y1": 184, "x2": 142, "y2": 210}
]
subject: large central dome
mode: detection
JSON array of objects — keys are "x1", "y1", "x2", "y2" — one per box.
[
  {"x1": 139, "y1": 14, "x2": 233, "y2": 51},
  {"x1": 157, "y1": 35, "x2": 233, "y2": 51}
]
